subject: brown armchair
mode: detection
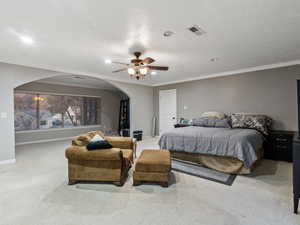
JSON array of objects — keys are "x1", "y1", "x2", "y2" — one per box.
[{"x1": 65, "y1": 131, "x2": 136, "y2": 186}]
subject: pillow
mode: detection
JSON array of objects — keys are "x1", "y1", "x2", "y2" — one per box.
[
  {"x1": 90, "y1": 134, "x2": 104, "y2": 142},
  {"x1": 72, "y1": 134, "x2": 92, "y2": 146},
  {"x1": 232, "y1": 113, "x2": 272, "y2": 128},
  {"x1": 192, "y1": 117, "x2": 231, "y2": 128},
  {"x1": 72, "y1": 131, "x2": 105, "y2": 146},
  {"x1": 214, "y1": 118, "x2": 231, "y2": 128},
  {"x1": 200, "y1": 111, "x2": 226, "y2": 119},
  {"x1": 86, "y1": 130, "x2": 105, "y2": 138},
  {"x1": 230, "y1": 113, "x2": 272, "y2": 135},
  {"x1": 86, "y1": 140, "x2": 113, "y2": 151}
]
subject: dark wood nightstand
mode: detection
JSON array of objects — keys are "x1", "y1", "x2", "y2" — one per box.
[
  {"x1": 174, "y1": 124, "x2": 191, "y2": 128},
  {"x1": 264, "y1": 130, "x2": 295, "y2": 162}
]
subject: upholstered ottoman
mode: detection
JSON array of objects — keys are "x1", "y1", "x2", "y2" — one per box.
[{"x1": 133, "y1": 149, "x2": 171, "y2": 187}]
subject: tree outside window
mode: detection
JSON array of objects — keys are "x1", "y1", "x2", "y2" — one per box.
[{"x1": 14, "y1": 92, "x2": 101, "y2": 131}]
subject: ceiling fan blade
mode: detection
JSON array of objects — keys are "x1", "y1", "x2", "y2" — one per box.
[
  {"x1": 142, "y1": 57, "x2": 155, "y2": 64},
  {"x1": 112, "y1": 61, "x2": 130, "y2": 66},
  {"x1": 112, "y1": 68, "x2": 127, "y2": 73},
  {"x1": 148, "y1": 66, "x2": 169, "y2": 71}
]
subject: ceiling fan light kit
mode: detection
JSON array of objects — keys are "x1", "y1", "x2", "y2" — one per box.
[
  {"x1": 110, "y1": 51, "x2": 169, "y2": 80},
  {"x1": 126, "y1": 66, "x2": 148, "y2": 80}
]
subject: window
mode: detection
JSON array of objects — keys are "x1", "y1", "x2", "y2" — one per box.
[{"x1": 14, "y1": 92, "x2": 101, "y2": 131}]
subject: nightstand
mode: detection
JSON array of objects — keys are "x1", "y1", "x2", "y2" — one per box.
[
  {"x1": 264, "y1": 130, "x2": 294, "y2": 162},
  {"x1": 174, "y1": 124, "x2": 191, "y2": 128}
]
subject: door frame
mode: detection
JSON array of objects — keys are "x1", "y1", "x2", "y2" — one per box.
[{"x1": 159, "y1": 89, "x2": 177, "y2": 135}]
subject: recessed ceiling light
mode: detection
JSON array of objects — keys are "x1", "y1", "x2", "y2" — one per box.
[
  {"x1": 151, "y1": 71, "x2": 157, "y2": 75},
  {"x1": 105, "y1": 59, "x2": 112, "y2": 64},
  {"x1": 19, "y1": 35, "x2": 34, "y2": 45},
  {"x1": 163, "y1": 31, "x2": 174, "y2": 37}
]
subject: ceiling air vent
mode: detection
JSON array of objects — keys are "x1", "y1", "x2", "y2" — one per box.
[{"x1": 188, "y1": 25, "x2": 206, "y2": 36}]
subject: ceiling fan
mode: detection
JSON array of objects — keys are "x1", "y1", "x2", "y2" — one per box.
[{"x1": 111, "y1": 52, "x2": 169, "y2": 80}]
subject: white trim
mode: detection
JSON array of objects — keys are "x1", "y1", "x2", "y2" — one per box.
[
  {"x1": 16, "y1": 136, "x2": 75, "y2": 146},
  {"x1": 16, "y1": 125, "x2": 102, "y2": 134},
  {"x1": 14, "y1": 89, "x2": 103, "y2": 99},
  {"x1": 36, "y1": 80, "x2": 118, "y2": 91},
  {"x1": 3, "y1": 58, "x2": 300, "y2": 87},
  {"x1": 159, "y1": 89, "x2": 177, "y2": 135},
  {"x1": 15, "y1": 135, "x2": 157, "y2": 146},
  {"x1": 0, "y1": 158, "x2": 16, "y2": 165},
  {"x1": 1, "y1": 60, "x2": 150, "y2": 87},
  {"x1": 153, "y1": 60, "x2": 300, "y2": 86}
]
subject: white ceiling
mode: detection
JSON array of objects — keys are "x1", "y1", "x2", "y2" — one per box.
[
  {"x1": 37, "y1": 74, "x2": 121, "y2": 91},
  {"x1": 0, "y1": 0, "x2": 300, "y2": 86}
]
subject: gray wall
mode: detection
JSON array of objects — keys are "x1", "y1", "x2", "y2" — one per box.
[
  {"x1": 0, "y1": 73, "x2": 15, "y2": 162},
  {"x1": 0, "y1": 62, "x2": 154, "y2": 163},
  {"x1": 111, "y1": 80, "x2": 154, "y2": 137},
  {"x1": 154, "y1": 65, "x2": 300, "y2": 133},
  {"x1": 15, "y1": 82, "x2": 123, "y2": 135},
  {"x1": 15, "y1": 126, "x2": 103, "y2": 145}
]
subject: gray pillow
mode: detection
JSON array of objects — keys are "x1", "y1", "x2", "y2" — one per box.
[
  {"x1": 215, "y1": 118, "x2": 231, "y2": 128},
  {"x1": 192, "y1": 117, "x2": 231, "y2": 128}
]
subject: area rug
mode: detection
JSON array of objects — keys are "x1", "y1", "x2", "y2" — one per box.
[{"x1": 171, "y1": 159, "x2": 237, "y2": 186}]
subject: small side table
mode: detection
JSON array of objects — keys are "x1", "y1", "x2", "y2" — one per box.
[{"x1": 264, "y1": 130, "x2": 294, "y2": 162}]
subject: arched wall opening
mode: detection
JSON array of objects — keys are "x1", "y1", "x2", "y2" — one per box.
[
  {"x1": 13, "y1": 74, "x2": 131, "y2": 146},
  {"x1": 0, "y1": 62, "x2": 154, "y2": 164}
]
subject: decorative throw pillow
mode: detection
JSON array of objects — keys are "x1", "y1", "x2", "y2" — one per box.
[
  {"x1": 86, "y1": 131, "x2": 105, "y2": 138},
  {"x1": 72, "y1": 131, "x2": 105, "y2": 146},
  {"x1": 200, "y1": 111, "x2": 226, "y2": 119},
  {"x1": 192, "y1": 117, "x2": 231, "y2": 128},
  {"x1": 230, "y1": 113, "x2": 272, "y2": 135},
  {"x1": 86, "y1": 140, "x2": 113, "y2": 151},
  {"x1": 90, "y1": 134, "x2": 104, "y2": 142},
  {"x1": 72, "y1": 134, "x2": 91, "y2": 146}
]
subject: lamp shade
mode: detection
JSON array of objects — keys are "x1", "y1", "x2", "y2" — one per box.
[
  {"x1": 127, "y1": 68, "x2": 135, "y2": 75},
  {"x1": 139, "y1": 67, "x2": 148, "y2": 75}
]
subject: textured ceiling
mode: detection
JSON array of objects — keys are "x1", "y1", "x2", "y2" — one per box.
[{"x1": 0, "y1": 0, "x2": 300, "y2": 86}]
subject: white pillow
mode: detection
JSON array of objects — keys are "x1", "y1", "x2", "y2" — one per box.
[
  {"x1": 201, "y1": 111, "x2": 225, "y2": 119},
  {"x1": 90, "y1": 134, "x2": 104, "y2": 142}
]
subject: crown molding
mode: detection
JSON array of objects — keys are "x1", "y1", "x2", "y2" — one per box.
[
  {"x1": 152, "y1": 59, "x2": 300, "y2": 87},
  {"x1": 2, "y1": 59, "x2": 300, "y2": 88},
  {"x1": 0, "y1": 60, "x2": 152, "y2": 87}
]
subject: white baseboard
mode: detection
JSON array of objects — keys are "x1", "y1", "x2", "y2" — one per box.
[
  {"x1": 16, "y1": 136, "x2": 75, "y2": 146},
  {"x1": 15, "y1": 135, "x2": 158, "y2": 146},
  {"x1": 0, "y1": 158, "x2": 16, "y2": 165}
]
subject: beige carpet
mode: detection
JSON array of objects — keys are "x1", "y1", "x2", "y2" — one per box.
[{"x1": 0, "y1": 137, "x2": 299, "y2": 225}]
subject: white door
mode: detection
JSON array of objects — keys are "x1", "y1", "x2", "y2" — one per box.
[{"x1": 159, "y1": 89, "x2": 177, "y2": 135}]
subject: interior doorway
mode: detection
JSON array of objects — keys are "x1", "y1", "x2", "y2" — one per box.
[{"x1": 159, "y1": 89, "x2": 177, "y2": 135}]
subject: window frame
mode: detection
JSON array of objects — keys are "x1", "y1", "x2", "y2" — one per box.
[{"x1": 14, "y1": 90, "x2": 102, "y2": 132}]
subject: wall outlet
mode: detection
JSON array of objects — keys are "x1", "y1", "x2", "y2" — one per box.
[{"x1": 1, "y1": 112, "x2": 7, "y2": 119}]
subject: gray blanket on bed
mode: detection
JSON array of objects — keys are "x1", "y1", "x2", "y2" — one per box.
[{"x1": 158, "y1": 127, "x2": 263, "y2": 168}]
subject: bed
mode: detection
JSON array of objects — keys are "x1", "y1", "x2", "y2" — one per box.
[{"x1": 159, "y1": 126, "x2": 264, "y2": 174}]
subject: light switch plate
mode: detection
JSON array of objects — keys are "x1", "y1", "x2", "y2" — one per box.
[
  {"x1": 1, "y1": 112, "x2": 7, "y2": 119},
  {"x1": 184, "y1": 106, "x2": 188, "y2": 110}
]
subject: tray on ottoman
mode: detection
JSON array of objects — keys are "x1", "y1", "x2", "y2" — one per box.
[{"x1": 133, "y1": 149, "x2": 171, "y2": 187}]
